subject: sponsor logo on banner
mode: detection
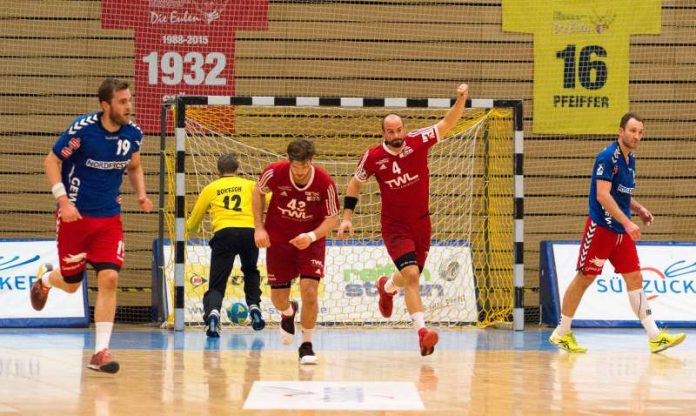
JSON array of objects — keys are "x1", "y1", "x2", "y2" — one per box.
[
  {"x1": 0, "y1": 240, "x2": 87, "y2": 325},
  {"x1": 162, "y1": 242, "x2": 478, "y2": 324},
  {"x1": 552, "y1": 243, "x2": 696, "y2": 324}
]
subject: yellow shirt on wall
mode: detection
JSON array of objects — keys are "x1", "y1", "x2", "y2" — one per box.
[
  {"x1": 187, "y1": 176, "x2": 258, "y2": 233},
  {"x1": 503, "y1": 0, "x2": 661, "y2": 134}
]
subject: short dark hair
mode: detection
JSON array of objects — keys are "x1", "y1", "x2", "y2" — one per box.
[
  {"x1": 217, "y1": 153, "x2": 239, "y2": 175},
  {"x1": 287, "y1": 139, "x2": 315, "y2": 161},
  {"x1": 620, "y1": 112, "x2": 643, "y2": 129},
  {"x1": 98, "y1": 78, "x2": 130, "y2": 104}
]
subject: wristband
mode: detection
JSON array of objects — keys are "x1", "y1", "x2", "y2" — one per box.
[
  {"x1": 306, "y1": 231, "x2": 317, "y2": 242},
  {"x1": 51, "y1": 183, "x2": 67, "y2": 199},
  {"x1": 344, "y1": 196, "x2": 358, "y2": 210}
]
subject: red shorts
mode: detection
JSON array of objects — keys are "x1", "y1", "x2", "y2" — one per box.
[
  {"x1": 266, "y1": 240, "x2": 326, "y2": 287},
  {"x1": 56, "y1": 213, "x2": 124, "y2": 277},
  {"x1": 382, "y1": 215, "x2": 431, "y2": 269},
  {"x1": 576, "y1": 217, "x2": 640, "y2": 276}
]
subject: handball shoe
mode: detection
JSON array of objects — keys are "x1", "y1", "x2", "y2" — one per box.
[
  {"x1": 280, "y1": 300, "x2": 298, "y2": 345},
  {"x1": 30, "y1": 263, "x2": 53, "y2": 311},
  {"x1": 376, "y1": 276, "x2": 395, "y2": 318},
  {"x1": 88, "y1": 348, "x2": 120, "y2": 374}
]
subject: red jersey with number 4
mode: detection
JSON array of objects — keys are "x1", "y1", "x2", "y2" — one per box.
[
  {"x1": 257, "y1": 160, "x2": 340, "y2": 243},
  {"x1": 354, "y1": 125, "x2": 439, "y2": 222}
]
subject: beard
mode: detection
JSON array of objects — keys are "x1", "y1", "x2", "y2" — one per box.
[
  {"x1": 108, "y1": 109, "x2": 129, "y2": 126},
  {"x1": 385, "y1": 138, "x2": 404, "y2": 148}
]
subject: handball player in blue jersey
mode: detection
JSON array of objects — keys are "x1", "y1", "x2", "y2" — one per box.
[
  {"x1": 549, "y1": 112, "x2": 685, "y2": 353},
  {"x1": 30, "y1": 78, "x2": 153, "y2": 373}
]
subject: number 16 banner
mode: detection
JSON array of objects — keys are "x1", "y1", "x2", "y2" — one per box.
[
  {"x1": 503, "y1": 1, "x2": 661, "y2": 134},
  {"x1": 101, "y1": 0, "x2": 269, "y2": 133}
]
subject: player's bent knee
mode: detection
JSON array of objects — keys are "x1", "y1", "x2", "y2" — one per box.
[
  {"x1": 395, "y1": 252, "x2": 418, "y2": 271},
  {"x1": 63, "y1": 273, "x2": 84, "y2": 285}
]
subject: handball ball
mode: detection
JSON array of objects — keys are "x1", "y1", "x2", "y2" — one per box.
[{"x1": 227, "y1": 302, "x2": 249, "y2": 324}]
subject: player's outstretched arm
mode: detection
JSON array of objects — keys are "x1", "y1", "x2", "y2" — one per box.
[
  {"x1": 252, "y1": 185, "x2": 270, "y2": 248},
  {"x1": 337, "y1": 176, "x2": 362, "y2": 239},
  {"x1": 44, "y1": 151, "x2": 82, "y2": 222},
  {"x1": 126, "y1": 152, "x2": 153, "y2": 213},
  {"x1": 436, "y1": 83, "x2": 469, "y2": 139}
]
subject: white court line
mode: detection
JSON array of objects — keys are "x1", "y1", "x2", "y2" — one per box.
[{"x1": 243, "y1": 381, "x2": 424, "y2": 411}]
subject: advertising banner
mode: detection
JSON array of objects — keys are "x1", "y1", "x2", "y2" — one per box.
[
  {"x1": 540, "y1": 241, "x2": 696, "y2": 327},
  {"x1": 158, "y1": 240, "x2": 478, "y2": 325},
  {"x1": 101, "y1": 0, "x2": 269, "y2": 132},
  {"x1": 0, "y1": 239, "x2": 88, "y2": 327}
]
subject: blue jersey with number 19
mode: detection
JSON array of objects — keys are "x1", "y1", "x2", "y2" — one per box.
[{"x1": 52, "y1": 112, "x2": 143, "y2": 217}]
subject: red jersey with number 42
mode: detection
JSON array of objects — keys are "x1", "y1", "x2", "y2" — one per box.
[
  {"x1": 257, "y1": 160, "x2": 340, "y2": 242},
  {"x1": 354, "y1": 125, "x2": 439, "y2": 222}
]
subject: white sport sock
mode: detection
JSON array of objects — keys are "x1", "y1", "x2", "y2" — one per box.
[
  {"x1": 384, "y1": 278, "x2": 398, "y2": 294},
  {"x1": 302, "y1": 327, "x2": 315, "y2": 343},
  {"x1": 41, "y1": 271, "x2": 52, "y2": 288},
  {"x1": 95, "y1": 322, "x2": 114, "y2": 353},
  {"x1": 628, "y1": 289, "x2": 660, "y2": 339},
  {"x1": 557, "y1": 315, "x2": 573, "y2": 337},
  {"x1": 411, "y1": 312, "x2": 425, "y2": 331}
]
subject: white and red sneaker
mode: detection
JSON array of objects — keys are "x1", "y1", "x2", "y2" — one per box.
[{"x1": 88, "y1": 348, "x2": 120, "y2": 374}]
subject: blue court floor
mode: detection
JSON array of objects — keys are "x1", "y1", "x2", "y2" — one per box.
[{"x1": 2, "y1": 326, "x2": 694, "y2": 352}]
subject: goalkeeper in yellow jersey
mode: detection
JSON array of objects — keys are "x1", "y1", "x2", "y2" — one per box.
[{"x1": 187, "y1": 153, "x2": 266, "y2": 336}]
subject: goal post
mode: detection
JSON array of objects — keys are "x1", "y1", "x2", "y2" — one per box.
[{"x1": 160, "y1": 96, "x2": 524, "y2": 331}]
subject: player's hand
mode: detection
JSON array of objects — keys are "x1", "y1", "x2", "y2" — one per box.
[
  {"x1": 254, "y1": 228, "x2": 271, "y2": 248},
  {"x1": 337, "y1": 219, "x2": 353, "y2": 239},
  {"x1": 625, "y1": 221, "x2": 641, "y2": 241},
  {"x1": 456, "y1": 83, "x2": 469, "y2": 100},
  {"x1": 139, "y1": 195, "x2": 153, "y2": 213},
  {"x1": 637, "y1": 207, "x2": 654, "y2": 226},
  {"x1": 289, "y1": 233, "x2": 313, "y2": 250},
  {"x1": 59, "y1": 200, "x2": 82, "y2": 223}
]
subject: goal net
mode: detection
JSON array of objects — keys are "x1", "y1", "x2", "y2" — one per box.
[{"x1": 161, "y1": 98, "x2": 520, "y2": 328}]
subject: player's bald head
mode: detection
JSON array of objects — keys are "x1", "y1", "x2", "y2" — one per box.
[{"x1": 382, "y1": 114, "x2": 403, "y2": 132}]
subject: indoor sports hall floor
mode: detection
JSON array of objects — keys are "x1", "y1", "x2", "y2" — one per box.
[{"x1": 1, "y1": 327, "x2": 695, "y2": 415}]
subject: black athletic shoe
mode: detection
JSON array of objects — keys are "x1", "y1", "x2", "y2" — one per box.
[
  {"x1": 298, "y1": 341, "x2": 317, "y2": 365},
  {"x1": 279, "y1": 300, "x2": 298, "y2": 345},
  {"x1": 250, "y1": 306, "x2": 266, "y2": 331},
  {"x1": 206, "y1": 311, "x2": 221, "y2": 338}
]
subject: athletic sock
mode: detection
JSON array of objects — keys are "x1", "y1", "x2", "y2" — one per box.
[{"x1": 95, "y1": 322, "x2": 114, "y2": 353}]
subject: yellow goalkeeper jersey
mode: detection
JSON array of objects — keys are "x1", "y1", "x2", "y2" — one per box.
[
  {"x1": 187, "y1": 176, "x2": 257, "y2": 233},
  {"x1": 503, "y1": 0, "x2": 661, "y2": 134}
]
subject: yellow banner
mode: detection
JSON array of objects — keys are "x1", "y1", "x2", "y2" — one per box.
[{"x1": 503, "y1": 1, "x2": 661, "y2": 134}]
